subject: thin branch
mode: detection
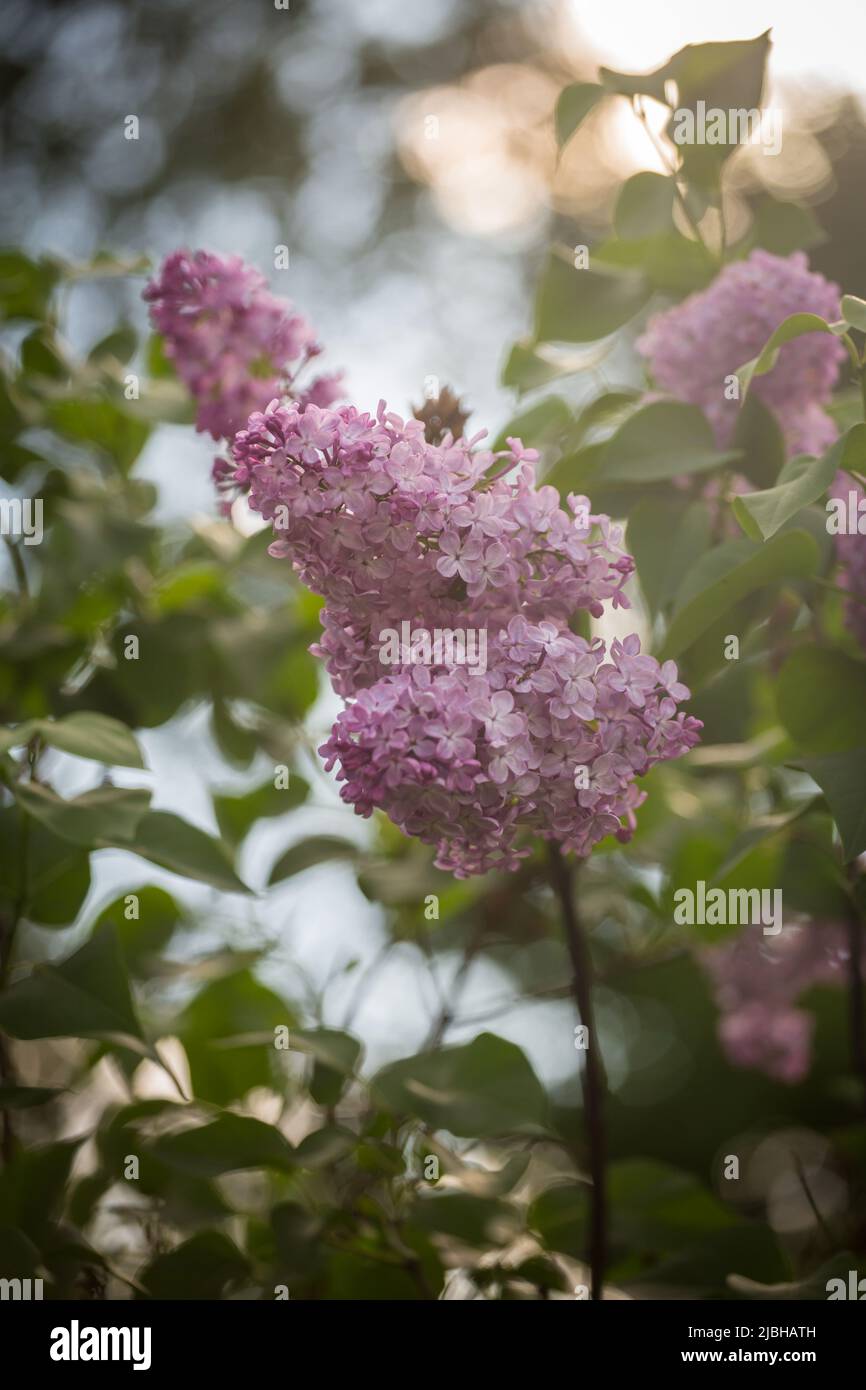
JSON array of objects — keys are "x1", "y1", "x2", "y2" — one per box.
[
  {"x1": 845, "y1": 866, "x2": 866, "y2": 1122},
  {"x1": 546, "y1": 841, "x2": 607, "y2": 1300}
]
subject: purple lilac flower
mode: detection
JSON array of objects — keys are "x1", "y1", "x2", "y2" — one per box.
[{"x1": 637, "y1": 250, "x2": 845, "y2": 456}]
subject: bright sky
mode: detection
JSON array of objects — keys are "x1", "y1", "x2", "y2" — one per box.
[{"x1": 567, "y1": 0, "x2": 866, "y2": 91}]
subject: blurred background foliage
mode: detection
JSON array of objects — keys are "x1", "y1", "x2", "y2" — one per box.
[{"x1": 1, "y1": 0, "x2": 866, "y2": 1300}]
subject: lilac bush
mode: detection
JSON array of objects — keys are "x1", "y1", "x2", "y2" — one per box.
[{"x1": 637, "y1": 249, "x2": 845, "y2": 456}]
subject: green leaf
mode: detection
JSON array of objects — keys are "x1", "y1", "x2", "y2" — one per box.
[
  {"x1": 145, "y1": 333, "x2": 177, "y2": 380},
  {"x1": 95, "y1": 885, "x2": 182, "y2": 975},
  {"x1": 88, "y1": 325, "x2": 137, "y2": 366},
  {"x1": 665, "y1": 33, "x2": 772, "y2": 191},
  {"x1": 34, "y1": 712, "x2": 145, "y2": 769},
  {"x1": 111, "y1": 810, "x2": 250, "y2": 894},
  {"x1": 569, "y1": 390, "x2": 640, "y2": 446},
  {"x1": 0, "y1": 1084, "x2": 65, "y2": 1109},
  {"x1": 599, "y1": 63, "x2": 669, "y2": 102},
  {"x1": 268, "y1": 835, "x2": 360, "y2": 886},
  {"x1": 733, "y1": 445, "x2": 845, "y2": 542},
  {"x1": 14, "y1": 782, "x2": 151, "y2": 848},
  {"x1": 501, "y1": 342, "x2": 579, "y2": 397},
  {"x1": 777, "y1": 648, "x2": 866, "y2": 754},
  {"x1": 530, "y1": 1159, "x2": 783, "y2": 1291},
  {"x1": 737, "y1": 313, "x2": 849, "y2": 397},
  {"x1": 153, "y1": 1113, "x2": 295, "y2": 1176},
  {"x1": 0, "y1": 251, "x2": 60, "y2": 322},
  {"x1": 0, "y1": 808, "x2": 91, "y2": 927},
  {"x1": 594, "y1": 233, "x2": 716, "y2": 295},
  {"x1": 292, "y1": 1027, "x2": 362, "y2": 1108},
  {"x1": 661, "y1": 530, "x2": 819, "y2": 659},
  {"x1": 712, "y1": 802, "x2": 816, "y2": 883},
  {"x1": 667, "y1": 33, "x2": 770, "y2": 112},
  {"x1": 731, "y1": 393, "x2": 785, "y2": 489},
  {"x1": 555, "y1": 82, "x2": 605, "y2": 147},
  {"x1": 841, "y1": 295, "x2": 866, "y2": 333},
  {"x1": 372, "y1": 1032, "x2": 548, "y2": 1138},
  {"x1": 48, "y1": 396, "x2": 150, "y2": 473},
  {"x1": 729, "y1": 1253, "x2": 860, "y2": 1302},
  {"x1": 627, "y1": 497, "x2": 712, "y2": 615},
  {"x1": 411, "y1": 1193, "x2": 517, "y2": 1246},
  {"x1": 600, "y1": 402, "x2": 740, "y2": 483},
  {"x1": 534, "y1": 250, "x2": 649, "y2": 344},
  {"x1": 138, "y1": 1231, "x2": 249, "y2": 1300},
  {"x1": 294, "y1": 1126, "x2": 357, "y2": 1168},
  {"x1": 0, "y1": 721, "x2": 38, "y2": 755},
  {"x1": 20, "y1": 328, "x2": 66, "y2": 379},
  {"x1": 179, "y1": 970, "x2": 294, "y2": 1106},
  {"x1": 0, "y1": 924, "x2": 147, "y2": 1051},
  {"x1": 614, "y1": 173, "x2": 675, "y2": 240},
  {"x1": 749, "y1": 197, "x2": 825, "y2": 256},
  {"x1": 270, "y1": 1201, "x2": 325, "y2": 1281},
  {"x1": 0, "y1": 1141, "x2": 80, "y2": 1239},
  {"x1": 214, "y1": 775, "x2": 309, "y2": 847},
  {"x1": 791, "y1": 750, "x2": 866, "y2": 861},
  {"x1": 492, "y1": 394, "x2": 573, "y2": 452}
]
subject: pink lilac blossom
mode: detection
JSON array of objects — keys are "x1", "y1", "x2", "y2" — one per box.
[
  {"x1": 637, "y1": 250, "x2": 845, "y2": 456},
  {"x1": 144, "y1": 250, "x2": 341, "y2": 440},
  {"x1": 230, "y1": 397, "x2": 701, "y2": 875},
  {"x1": 701, "y1": 922, "x2": 853, "y2": 1083},
  {"x1": 829, "y1": 475, "x2": 866, "y2": 649}
]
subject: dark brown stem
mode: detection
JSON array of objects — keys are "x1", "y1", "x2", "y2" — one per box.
[
  {"x1": 547, "y1": 841, "x2": 607, "y2": 1300},
  {"x1": 844, "y1": 875, "x2": 866, "y2": 1122}
]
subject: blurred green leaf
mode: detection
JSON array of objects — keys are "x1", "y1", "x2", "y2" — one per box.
[
  {"x1": 0, "y1": 251, "x2": 60, "y2": 322},
  {"x1": 777, "y1": 647, "x2": 866, "y2": 753},
  {"x1": 492, "y1": 394, "x2": 573, "y2": 452},
  {"x1": 35, "y1": 712, "x2": 145, "y2": 768},
  {"x1": 0, "y1": 807, "x2": 91, "y2": 927},
  {"x1": 14, "y1": 782, "x2": 151, "y2": 847},
  {"x1": 268, "y1": 834, "x2": 360, "y2": 886},
  {"x1": 271, "y1": 1200, "x2": 325, "y2": 1282},
  {"x1": 731, "y1": 393, "x2": 785, "y2": 489},
  {"x1": 0, "y1": 1084, "x2": 65, "y2": 1108},
  {"x1": 737, "y1": 313, "x2": 850, "y2": 397},
  {"x1": 534, "y1": 250, "x2": 649, "y2": 344},
  {"x1": 841, "y1": 295, "x2": 866, "y2": 332},
  {"x1": 48, "y1": 396, "x2": 150, "y2": 472},
  {"x1": 661, "y1": 531, "x2": 819, "y2": 659},
  {"x1": 138, "y1": 1231, "x2": 249, "y2": 1300},
  {"x1": 600, "y1": 402, "x2": 739, "y2": 483},
  {"x1": 410, "y1": 1192, "x2": 518, "y2": 1246},
  {"x1": 500, "y1": 341, "x2": 579, "y2": 396},
  {"x1": 0, "y1": 1141, "x2": 80, "y2": 1240},
  {"x1": 153, "y1": 1113, "x2": 294, "y2": 1176},
  {"x1": 373, "y1": 1032, "x2": 548, "y2": 1138},
  {"x1": 214, "y1": 774, "x2": 310, "y2": 847},
  {"x1": 792, "y1": 750, "x2": 866, "y2": 861},
  {"x1": 111, "y1": 810, "x2": 251, "y2": 894},
  {"x1": 95, "y1": 884, "x2": 182, "y2": 975},
  {"x1": 614, "y1": 173, "x2": 675, "y2": 240},
  {"x1": 555, "y1": 82, "x2": 605, "y2": 147},
  {"x1": 749, "y1": 197, "x2": 825, "y2": 256},
  {"x1": 628, "y1": 497, "x2": 712, "y2": 615},
  {"x1": 0, "y1": 925, "x2": 146, "y2": 1050},
  {"x1": 88, "y1": 325, "x2": 137, "y2": 366},
  {"x1": 735, "y1": 430, "x2": 863, "y2": 541},
  {"x1": 293, "y1": 1027, "x2": 362, "y2": 1108},
  {"x1": 179, "y1": 970, "x2": 294, "y2": 1106}
]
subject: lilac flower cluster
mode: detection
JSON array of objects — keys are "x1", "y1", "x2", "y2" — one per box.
[
  {"x1": 637, "y1": 250, "x2": 845, "y2": 457},
  {"x1": 232, "y1": 397, "x2": 701, "y2": 874},
  {"x1": 829, "y1": 475, "x2": 866, "y2": 649},
  {"x1": 702, "y1": 922, "x2": 853, "y2": 1083},
  {"x1": 144, "y1": 250, "x2": 343, "y2": 441}
]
